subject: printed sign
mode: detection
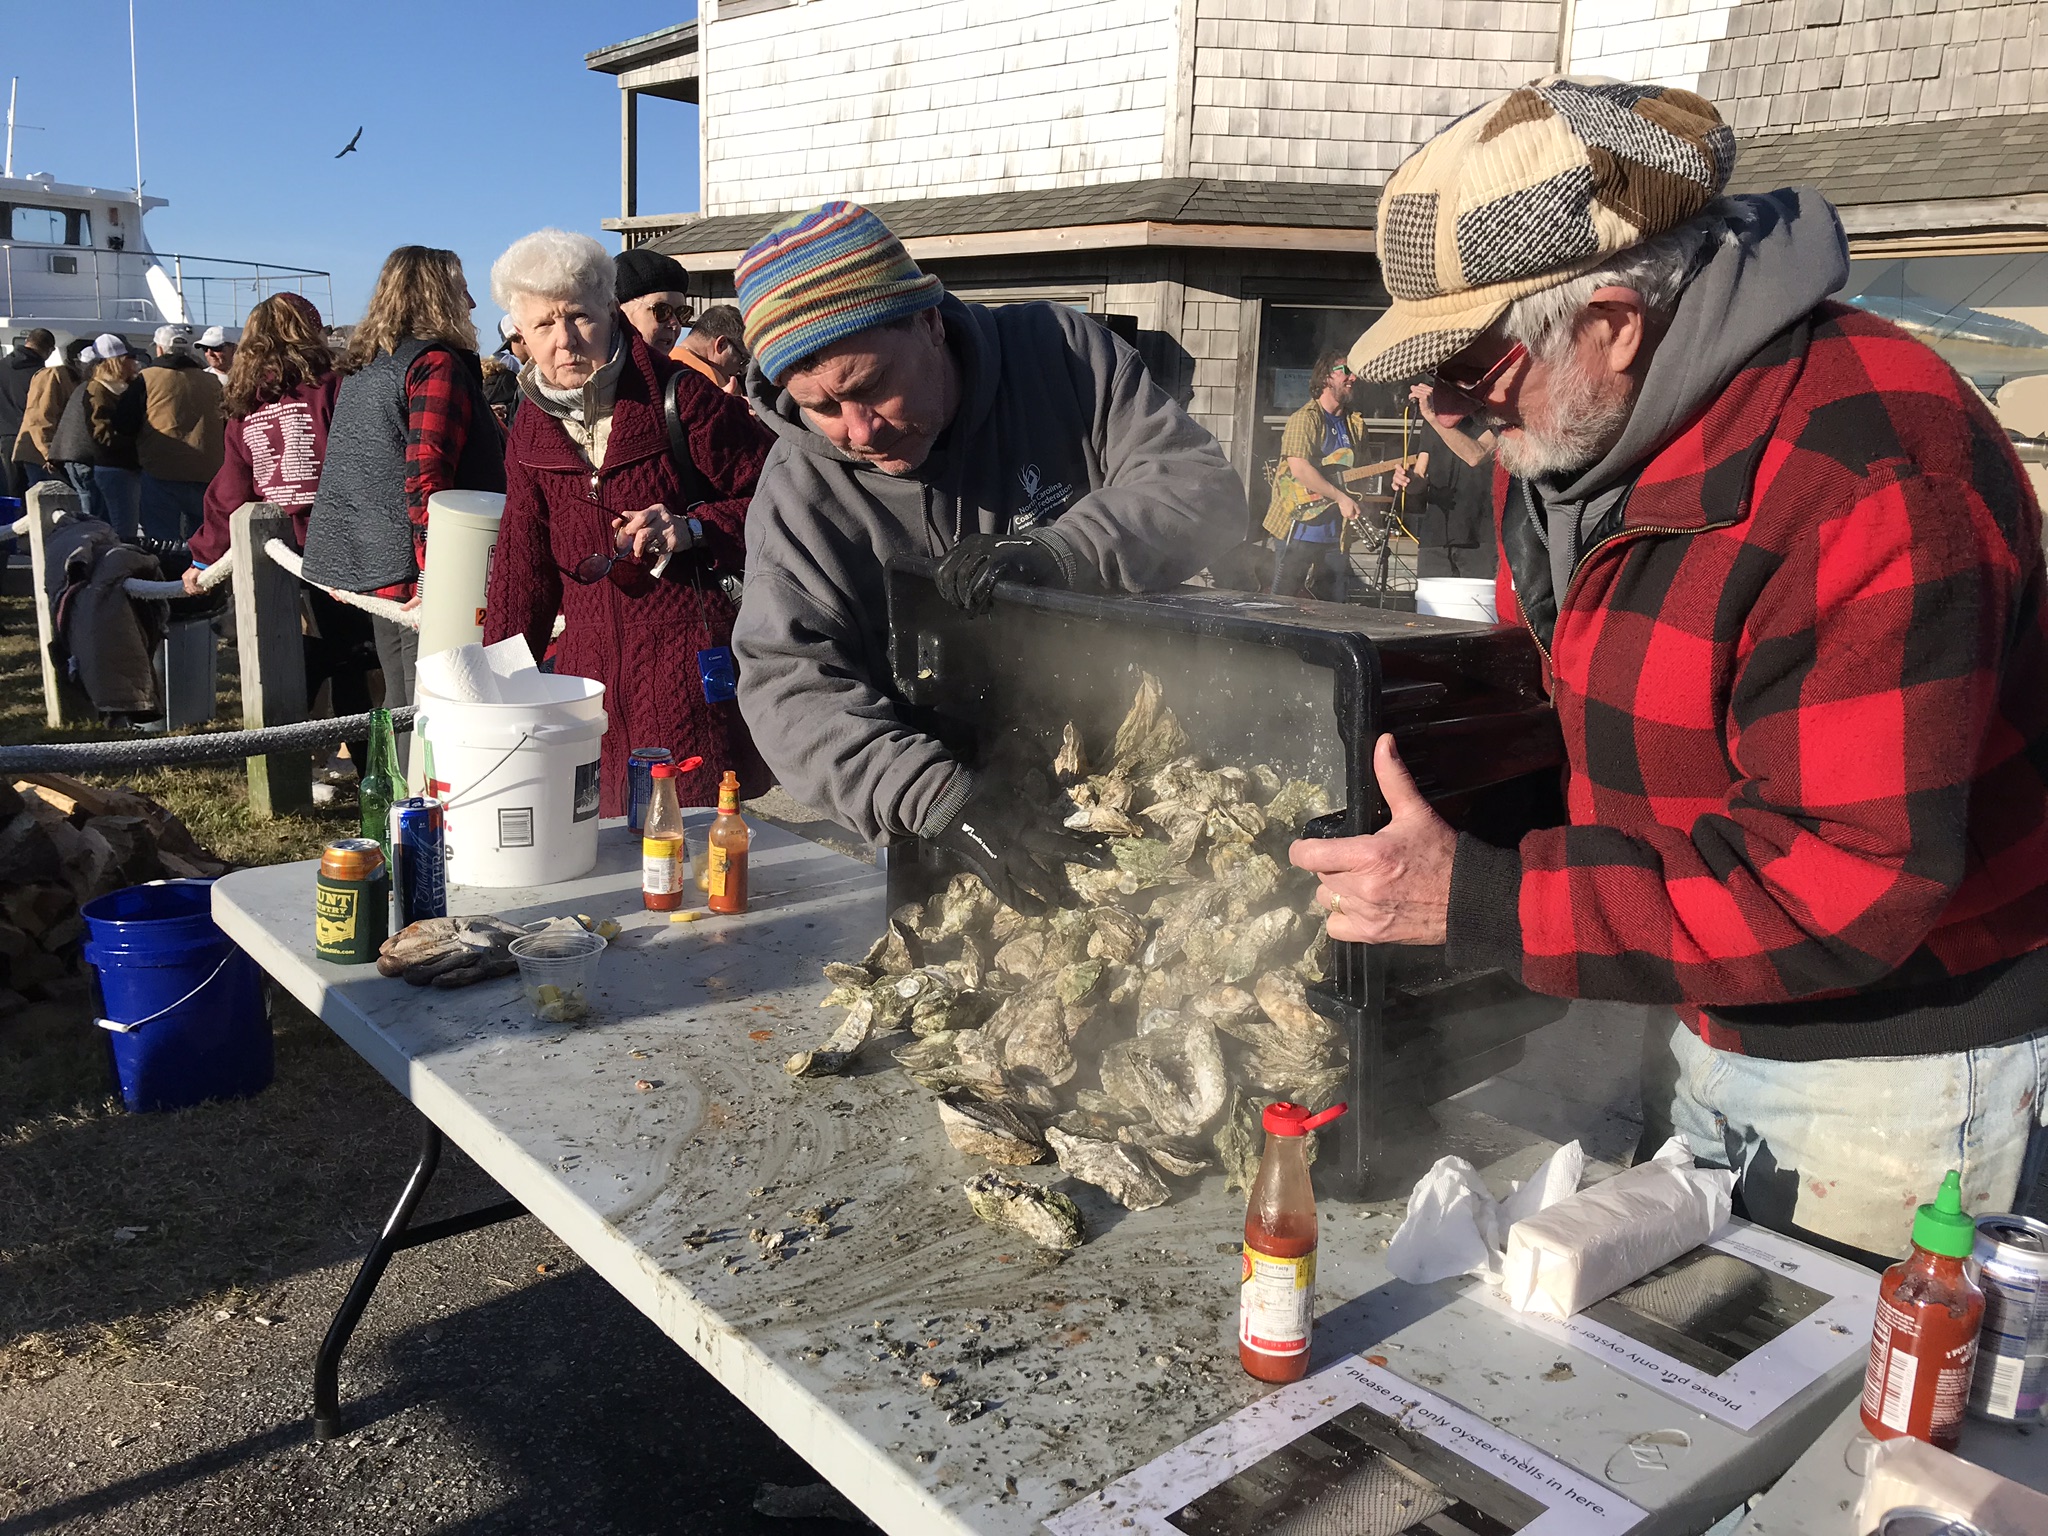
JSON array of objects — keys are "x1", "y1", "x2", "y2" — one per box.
[
  {"x1": 497, "y1": 807, "x2": 535, "y2": 848},
  {"x1": 1046, "y1": 1356, "x2": 1646, "y2": 1535}
]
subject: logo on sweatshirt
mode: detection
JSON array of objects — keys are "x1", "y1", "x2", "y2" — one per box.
[{"x1": 1013, "y1": 461, "x2": 1074, "y2": 528}]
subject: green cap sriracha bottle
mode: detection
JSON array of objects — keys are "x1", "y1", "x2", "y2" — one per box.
[{"x1": 1860, "y1": 1170, "x2": 1985, "y2": 1449}]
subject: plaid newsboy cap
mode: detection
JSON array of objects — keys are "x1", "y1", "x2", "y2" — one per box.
[{"x1": 1349, "y1": 77, "x2": 1736, "y2": 383}]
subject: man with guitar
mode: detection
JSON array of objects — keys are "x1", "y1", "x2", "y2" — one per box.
[{"x1": 1261, "y1": 350, "x2": 1373, "y2": 600}]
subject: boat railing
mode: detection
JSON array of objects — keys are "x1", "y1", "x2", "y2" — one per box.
[{"x1": 1, "y1": 240, "x2": 334, "y2": 330}]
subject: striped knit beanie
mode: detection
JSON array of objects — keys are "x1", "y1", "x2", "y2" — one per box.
[
  {"x1": 1349, "y1": 77, "x2": 1735, "y2": 383},
  {"x1": 736, "y1": 201, "x2": 944, "y2": 384}
]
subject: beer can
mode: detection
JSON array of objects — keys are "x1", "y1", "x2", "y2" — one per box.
[
  {"x1": 1968, "y1": 1212, "x2": 2048, "y2": 1424},
  {"x1": 628, "y1": 748, "x2": 673, "y2": 832},
  {"x1": 390, "y1": 798, "x2": 449, "y2": 927},
  {"x1": 315, "y1": 837, "x2": 388, "y2": 964}
]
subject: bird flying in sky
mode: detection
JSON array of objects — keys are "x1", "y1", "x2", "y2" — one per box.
[{"x1": 336, "y1": 127, "x2": 363, "y2": 159}]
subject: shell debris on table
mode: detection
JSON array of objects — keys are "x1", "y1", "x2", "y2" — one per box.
[{"x1": 786, "y1": 673, "x2": 1344, "y2": 1248}]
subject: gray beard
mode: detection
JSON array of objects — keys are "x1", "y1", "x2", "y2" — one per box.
[{"x1": 1494, "y1": 363, "x2": 1635, "y2": 481}]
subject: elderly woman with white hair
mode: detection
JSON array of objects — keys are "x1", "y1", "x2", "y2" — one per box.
[{"x1": 481, "y1": 228, "x2": 772, "y2": 816}]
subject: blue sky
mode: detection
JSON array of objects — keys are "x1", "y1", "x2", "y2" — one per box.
[{"x1": 5, "y1": 1, "x2": 701, "y2": 340}]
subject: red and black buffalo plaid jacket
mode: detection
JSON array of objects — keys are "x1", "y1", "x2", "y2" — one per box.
[{"x1": 1446, "y1": 302, "x2": 2048, "y2": 1061}]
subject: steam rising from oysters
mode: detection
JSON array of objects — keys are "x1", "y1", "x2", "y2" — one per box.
[{"x1": 789, "y1": 674, "x2": 1344, "y2": 1247}]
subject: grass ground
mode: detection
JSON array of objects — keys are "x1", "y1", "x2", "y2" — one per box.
[{"x1": 0, "y1": 590, "x2": 860, "y2": 1532}]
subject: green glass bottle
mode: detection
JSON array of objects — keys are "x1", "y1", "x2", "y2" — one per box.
[{"x1": 359, "y1": 707, "x2": 402, "y2": 866}]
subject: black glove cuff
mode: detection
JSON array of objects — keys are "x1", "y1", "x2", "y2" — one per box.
[{"x1": 916, "y1": 765, "x2": 977, "y2": 839}]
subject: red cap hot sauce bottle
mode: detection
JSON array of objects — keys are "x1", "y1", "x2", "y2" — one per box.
[
  {"x1": 1861, "y1": 1170, "x2": 1985, "y2": 1450},
  {"x1": 1240, "y1": 1100, "x2": 1347, "y2": 1384}
]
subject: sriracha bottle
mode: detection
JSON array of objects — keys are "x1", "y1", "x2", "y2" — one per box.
[
  {"x1": 705, "y1": 770, "x2": 751, "y2": 915},
  {"x1": 1240, "y1": 1100, "x2": 1347, "y2": 1383},
  {"x1": 1861, "y1": 1170, "x2": 1984, "y2": 1450}
]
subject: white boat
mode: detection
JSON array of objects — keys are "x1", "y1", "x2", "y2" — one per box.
[{"x1": 1, "y1": 170, "x2": 331, "y2": 354}]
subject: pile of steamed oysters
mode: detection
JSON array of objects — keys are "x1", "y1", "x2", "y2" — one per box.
[{"x1": 788, "y1": 674, "x2": 1348, "y2": 1250}]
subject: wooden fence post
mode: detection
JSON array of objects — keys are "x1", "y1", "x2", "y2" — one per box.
[
  {"x1": 23, "y1": 480, "x2": 81, "y2": 728},
  {"x1": 231, "y1": 502, "x2": 311, "y2": 818}
]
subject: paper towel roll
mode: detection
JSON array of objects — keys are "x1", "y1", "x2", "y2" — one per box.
[
  {"x1": 1501, "y1": 1138, "x2": 1734, "y2": 1319},
  {"x1": 416, "y1": 642, "x2": 501, "y2": 704}
]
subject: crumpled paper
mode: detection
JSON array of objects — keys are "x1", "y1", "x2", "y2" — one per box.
[
  {"x1": 1385, "y1": 1141, "x2": 1586, "y2": 1286},
  {"x1": 1501, "y1": 1137, "x2": 1735, "y2": 1319}
]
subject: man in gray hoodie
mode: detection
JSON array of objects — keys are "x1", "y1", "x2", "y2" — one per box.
[{"x1": 731, "y1": 201, "x2": 1244, "y2": 909}]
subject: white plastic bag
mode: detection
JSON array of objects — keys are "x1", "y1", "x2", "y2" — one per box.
[
  {"x1": 1501, "y1": 1138, "x2": 1735, "y2": 1319},
  {"x1": 1385, "y1": 1142, "x2": 1586, "y2": 1286}
]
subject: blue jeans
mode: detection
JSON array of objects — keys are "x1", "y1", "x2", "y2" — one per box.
[
  {"x1": 1640, "y1": 1015, "x2": 2048, "y2": 1261},
  {"x1": 140, "y1": 474, "x2": 204, "y2": 543},
  {"x1": 63, "y1": 462, "x2": 100, "y2": 521},
  {"x1": 93, "y1": 466, "x2": 142, "y2": 541}
]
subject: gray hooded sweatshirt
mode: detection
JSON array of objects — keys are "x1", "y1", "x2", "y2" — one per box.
[{"x1": 733, "y1": 295, "x2": 1244, "y2": 843}]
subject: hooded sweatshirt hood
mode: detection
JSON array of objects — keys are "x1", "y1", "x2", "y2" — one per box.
[{"x1": 1531, "y1": 188, "x2": 1850, "y2": 600}]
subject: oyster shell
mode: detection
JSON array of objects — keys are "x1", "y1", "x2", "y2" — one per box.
[
  {"x1": 1083, "y1": 909, "x2": 1144, "y2": 964},
  {"x1": 964, "y1": 1171, "x2": 1083, "y2": 1252},
  {"x1": 823, "y1": 961, "x2": 873, "y2": 988},
  {"x1": 1264, "y1": 778, "x2": 1337, "y2": 833},
  {"x1": 1217, "y1": 907, "x2": 1300, "y2": 985},
  {"x1": 1109, "y1": 671, "x2": 1188, "y2": 776},
  {"x1": 1053, "y1": 721, "x2": 1088, "y2": 783},
  {"x1": 1117, "y1": 1124, "x2": 1213, "y2": 1178},
  {"x1": 1110, "y1": 836, "x2": 1194, "y2": 892},
  {"x1": 1214, "y1": 1089, "x2": 1260, "y2": 1196},
  {"x1": 861, "y1": 919, "x2": 920, "y2": 977},
  {"x1": 1099, "y1": 1019, "x2": 1227, "y2": 1137},
  {"x1": 1063, "y1": 864, "x2": 1130, "y2": 908},
  {"x1": 1188, "y1": 985, "x2": 1261, "y2": 1034},
  {"x1": 892, "y1": 1031, "x2": 963, "y2": 1090},
  {"x1": 1054, "y1": 1106, "x2": 1130, "y2": 1140},
  {"x1": 1252, "y1": 970, "x2": 1346, "y2": 1057},
  {"x1": 939, "y1": 1094, "x2": 1047, "y2": 1165},
  {"x1": 993, "y1": 930, "x2": 1049, "y2": 980},
  {"x1": 982, "y1": 988, "x2": 1080, "y2": 1088},
  {"x1": 1064, "y1": 801, "x2": 1147, "y2": 838},
  {"x1": 1046, "y1": 1128, "x2": 1169, "y2": 1211},
  {"x1": 786, "y1": 993, "x2": 880, "y2": 1077},
  {"x1": 922, "y1": 872, "x2": 999, "y2": 943}
]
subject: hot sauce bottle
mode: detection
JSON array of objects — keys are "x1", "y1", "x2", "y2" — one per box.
[
  {"x1": 705, "y1": 770, "x2": 751, "y2": 915},
  {"x1": 1240, "y1": 1100, "x2": 1348, "y2": 1384},
  {"x1": 1861, "y1": 1170, "x2": 1985, "y2": 1450},
  {"x1": 641, "y1": 764, "x2": 687, "y2": 912}
]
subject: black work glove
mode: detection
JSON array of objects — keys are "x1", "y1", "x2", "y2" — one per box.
[
  {"x1": 924, "y1": 769, "x2": 1115, "y2": 915},
  {"x1": 934, "y1": 532, "x2": 1067, "y2": 615}
]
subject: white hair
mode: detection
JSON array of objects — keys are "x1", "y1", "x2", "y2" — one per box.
[
  {"x1": 491, "y1": 228, "x2": 612, "y2": 319},
  {"x1": 1502, "y1": 200, "x2": 1738, "y2": 363}
]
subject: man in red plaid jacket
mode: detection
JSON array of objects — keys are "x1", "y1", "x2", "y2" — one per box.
[{"x1": 1296, "y1": 79, "x2": 2048, "y2": 1261}]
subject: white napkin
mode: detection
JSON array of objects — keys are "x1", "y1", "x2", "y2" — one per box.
[
  {"x1": 416, "y1": 642, "x2": 501, "y2": 704},
  {"x1": 1501, "y1": 1137, "x2": 1735, "y2": 1319},
  {"x1": 1386, "y1": 1141, "x2": 1586, "y2": 1286}
]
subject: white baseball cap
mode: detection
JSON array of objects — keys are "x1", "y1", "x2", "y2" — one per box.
[
  {"x1": 93, "y1": 332, "x2": 130, "y2": 358},
  {"x1": 197, "y1": 325, "x2": 229, "y2": 348},
  {"x1": 153, "y1": 323, "x2": 194, "y2": 353},
  {"x1": 498, "y1": 314, "x2": 521, "y2": 343}
]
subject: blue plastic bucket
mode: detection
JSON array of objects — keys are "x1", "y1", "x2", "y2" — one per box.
[{"x1": 81, "y1": 880, "x2": 271, "y2": 1113}]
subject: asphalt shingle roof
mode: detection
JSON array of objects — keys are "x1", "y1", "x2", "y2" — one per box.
[
  {"x1": 1730, "y1": 112, "x2": 2048, "y2": 206},
  {"x1": 648, "y1": 177, "x2": 1381, "y2": 258}
]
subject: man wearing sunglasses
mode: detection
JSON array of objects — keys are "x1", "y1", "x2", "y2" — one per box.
[
  {"x1": 1292, "y1": 78, "x2": 2048, "y2": 1260},
  {"x1": 1261, "y1": 350, "x2": 1372, "y2": 600}
]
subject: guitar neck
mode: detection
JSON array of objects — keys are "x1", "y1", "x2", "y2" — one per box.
[{"x1": 1340, "y1": 453, "x2": 1419, "y2": 484}]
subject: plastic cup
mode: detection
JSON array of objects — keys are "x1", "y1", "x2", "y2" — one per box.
[{"x1": 509, "y1": 929, "x2": 607, "y2": 1023}]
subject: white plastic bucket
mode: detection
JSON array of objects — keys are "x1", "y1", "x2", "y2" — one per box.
[
  {"x1": 411, "y1": 677, "x2": 606, "y2": 888},
  {"x1": 416, "y1": 491, "x2": 506, "y2": 662},
  {"x1": 1415, "y1": 576, "x2": 1499, "y2": 623}
]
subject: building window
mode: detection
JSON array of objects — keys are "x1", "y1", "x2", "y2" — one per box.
[
  {"x1": 1845, "y1": 252, "x2": 2048, "y2": 438},
  {"x1": 1253, "y1": 301, "x2": 1415, "y2": 483}
]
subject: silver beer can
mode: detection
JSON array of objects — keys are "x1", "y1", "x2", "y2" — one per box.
[{"x1": 1968, "y1": 1212, "x2": 2048, "y2": 1424}]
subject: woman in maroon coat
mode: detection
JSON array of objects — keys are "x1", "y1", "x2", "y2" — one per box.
[{"x1": 483, "y1": 229, "x2": 772, "y2": 816}]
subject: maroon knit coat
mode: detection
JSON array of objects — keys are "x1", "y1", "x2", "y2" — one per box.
[{"x1": 482, "y1": 332, "x2": 772, "y2": 816}]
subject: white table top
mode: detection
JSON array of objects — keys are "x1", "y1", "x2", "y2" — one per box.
[
  {"x1": 216, "y1": 820, "x2": 1864, "y2": 1535},
  {"x1": 1735, "y1": 1398, "x2": 2047, "y2": 1534}
]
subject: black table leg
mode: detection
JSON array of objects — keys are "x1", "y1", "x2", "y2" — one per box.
[{"x1": 313, "y1": 1114, "x2": 527, "y2": 1441}]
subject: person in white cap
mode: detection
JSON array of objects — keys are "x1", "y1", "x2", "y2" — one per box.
[
  {"x1": 110, "y1": 324, "x2": 223, "y2": 541},
  {"x1": 45, "y1": 334, "x2": 144, "y2": 533},
  {"x1": 198, "y1": 325, "x2": 236, "y2": 385}
]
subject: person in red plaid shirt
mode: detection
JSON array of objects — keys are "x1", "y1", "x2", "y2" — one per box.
[{"x1": 1296, "y1": 79, "x2": 2048, "y2": 1261}]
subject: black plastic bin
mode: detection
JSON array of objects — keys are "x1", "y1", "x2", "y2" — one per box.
[{"x1": 884, "y1": 560, "x2": 1569, "y2": 1196}]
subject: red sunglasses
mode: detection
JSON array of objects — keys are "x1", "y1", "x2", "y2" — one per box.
[{"x1": 1424, "y1": 341, "x2": 1527, "y2": 400}]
